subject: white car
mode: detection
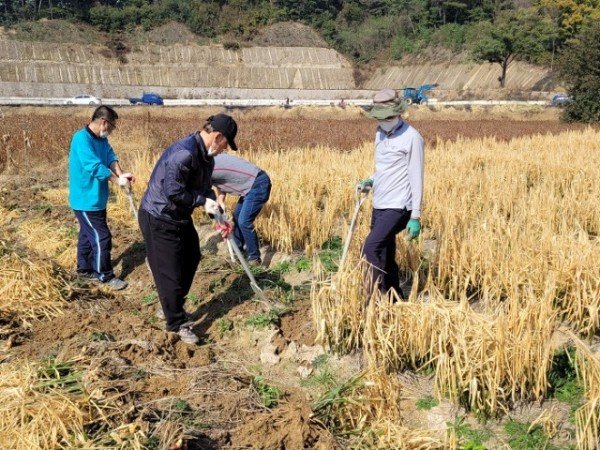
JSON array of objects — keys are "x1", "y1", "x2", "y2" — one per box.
[{"x1": 64, "y1": 95, "x2": 102, "y2": 105}]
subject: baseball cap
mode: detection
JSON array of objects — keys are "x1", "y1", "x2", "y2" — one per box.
[{"x1": 207, "y1": 114, "x2": 238, "y2": 151}]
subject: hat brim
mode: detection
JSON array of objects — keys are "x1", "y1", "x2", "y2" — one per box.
[
  {"x1": 367, "y1": 103, "x2": 406, "y2": 120},
  {"x1": 228, "y1": 139, "x2": 238, "y2": 151}
]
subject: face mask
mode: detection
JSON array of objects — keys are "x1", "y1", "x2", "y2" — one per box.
[
  {"x1": 99, "y1": 128, "x2": 109, "y2": 138},
  {"x1": 378, "y1": 117, "x2": 400, "y2": 133},
  {"x1": 207, "y1": 146, "x2": 217, "y2": 157}
]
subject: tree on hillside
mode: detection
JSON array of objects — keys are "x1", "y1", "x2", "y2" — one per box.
[
  {"x1": 470, "y1": 8, "x2": 556, "y2": 87},
  {"x1": 539, "y1": 0, "x2": 600, "y2": 39},
  {"x1": 558, "y1": 22, "x2": 600, "y2": 122}
]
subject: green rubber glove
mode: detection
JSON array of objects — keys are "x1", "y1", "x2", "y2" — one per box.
[
  {"x1": 356, "y1": 178, "x2": 373, "y2": 193},
  {"x1": 406, "y1": 218, "x2": 421, "y2": 240}
]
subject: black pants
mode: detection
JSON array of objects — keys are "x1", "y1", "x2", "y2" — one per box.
[
  {"x1": 73, "y1": 209, "x2": 115, "y2": 282},
  {"x1": 138, "y1": 208, "x2": 200, "y2": 331},
  {"x1": 361, "y1": 208, "x2": 411, "y2": 298}
]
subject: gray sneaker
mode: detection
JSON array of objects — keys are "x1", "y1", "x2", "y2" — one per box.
[
  {"x1": 178, "y1": 323, "x2": 199, "y2": 345},
  {"x1": 103, "y1": 277, "x2": 128, "y2": 290}
]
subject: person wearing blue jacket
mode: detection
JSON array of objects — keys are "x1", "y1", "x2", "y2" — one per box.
[
  {"x1": 68, "y1": 106, "x2": 134, "y2": 290},
  {"x1": 138, "y1": 114, "x2": 237, "y2": 345}
]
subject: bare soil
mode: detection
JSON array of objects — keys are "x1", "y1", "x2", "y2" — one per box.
[
  {"x1": 1, "y1": 110, "x2": 592, "y2": 449},
  {"x1": 1, "y1": 166, "x2": 339, "y2": 448}
]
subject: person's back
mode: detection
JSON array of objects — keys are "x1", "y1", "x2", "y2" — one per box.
[
  {"x1": 212, "y1": 153, "x2": 260, "y2": 196},
  {"x1": 211, "y1": 153, "x2": 271, "y2": 265}
]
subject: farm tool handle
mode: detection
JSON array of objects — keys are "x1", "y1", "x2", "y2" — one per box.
[
  {"x1": 339, "y1": 188, "x2": 369, "y2": 271},
  {"x1": 213, "y1": 211, "x2": 270, "y2": 306},
  {"x1": 124, "y1": 184, "x2": 138, "y2": 221}
]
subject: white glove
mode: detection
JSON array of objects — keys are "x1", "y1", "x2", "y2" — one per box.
[
  {"x1": 117, "y1": 173, "x2": 133, "y2": 187},
  {"x1": 204, "y1": 198, "x2": 224, "y2": 218}
]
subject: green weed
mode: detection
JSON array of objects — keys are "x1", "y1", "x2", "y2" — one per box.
[
  {"x1": 300, "y1": 369, "x2": 337, "y2": 391},
  {"x1": 34, "y1": 358, "x2": 83, "y2": 395},
  {"x1": 252, "y1": 376, "x2": 281, "y2": 408},
  {"x1": 295, "y1": 257, "x2": 312, "y2": 272},
  {"x1": 142, "y1": 291, "x2": 158, "y2": 305},
  {"x1": 416, "y1": 395, "x2": 439, "y2": 410},
  {"x1": 548, "y1": 346, "x2": 584, "y2": 420},
  {"x1": 174, "y1": 399, "x2": 190, "y2": 412},
  {"x1": 312, "y1": 354, "x2": 329, "y2": 369},
  {"x1": 245, "y1": 308, "x2": 281, "y2": 329},
  {"x1": 504, "y1": 420, "x2": 556, "y2": 450},
  {"x1": 446, "y1": 416, "x2": 491, "y2": 449},
  {"x1": 186, "y1": 292, "x2": 201, "y2": 306},
  {"x1": 319, "y1": 236, "x2": 343, "y2": 272},
  {"x1": 272, "y1": 260, "x2": 292, "y2": 275},
  {"x1": 312, "y1": 373, "x2": 365, "y2": 431},
  {"x1": 216, "y1": 318, "x2": 233, "y2": 333}
]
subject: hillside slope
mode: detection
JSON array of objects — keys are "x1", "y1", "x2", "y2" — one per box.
[{"x1": 0, "y1": 20, "x2": 558, "y2": 99}]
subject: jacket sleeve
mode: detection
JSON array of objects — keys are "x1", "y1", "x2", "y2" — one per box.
[
  {"x1": 163, "y1": 150, "x2": 204, "y2": 208},
  {"x1": 74, "y1": 134, "x2": 112, "y2": 181},
  {"x1": 407, "y1": 132, "x2": 425, "y2": 219},
  {"x1": 107, "y1": 144, "x2": 119, "y2": 166}
]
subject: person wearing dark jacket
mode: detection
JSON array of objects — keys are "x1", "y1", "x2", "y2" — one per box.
[{"x1": 138, "y1": 114, "x2": 238, "y2": 344}]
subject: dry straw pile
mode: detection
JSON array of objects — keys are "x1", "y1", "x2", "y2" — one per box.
[{"x1": 0, "y1": 244, "x2": 70, "y2": 329}]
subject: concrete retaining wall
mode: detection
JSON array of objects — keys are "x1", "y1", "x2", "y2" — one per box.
[
  {"x1": 0, "y1": 39, "x2": 355, "y2": 90},
  {"x1": 0, "y1": 38, "x2": 558, "y2": 99},
  {"x1": 366, "y1": 61, "x2": 556, "y2": 91}
]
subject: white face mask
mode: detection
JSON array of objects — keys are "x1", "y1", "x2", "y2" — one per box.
[
  {"x1": 378, "y1": 117, "x2": 401, "y2": 133},
  {"x1": 207, "y1": 146, "x2": 217, "y2": 157}
]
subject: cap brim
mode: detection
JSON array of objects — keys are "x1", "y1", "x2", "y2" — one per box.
[{"x1": 229, "y1": 139, "x2": 238, "y2": 151}]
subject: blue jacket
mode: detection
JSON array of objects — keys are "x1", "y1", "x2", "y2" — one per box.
[
  {"x1": 68, "y1": 127, "x2": 118, "y2": 211},
  {"x1": 141, "y1": 133, "x2": 215, "y2": 224}
]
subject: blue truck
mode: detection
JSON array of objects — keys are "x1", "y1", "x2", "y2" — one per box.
[{"x1": 128, "y1": 92, "x2": 164, "y2": 105}]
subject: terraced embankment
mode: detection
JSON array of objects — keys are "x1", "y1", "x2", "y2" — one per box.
[
  {"x1": 0, "y1": 38, "x2": 358, "y2": 98},
  {"x1": 0, "y1": 34, "x2": 557, "y2": 99}
]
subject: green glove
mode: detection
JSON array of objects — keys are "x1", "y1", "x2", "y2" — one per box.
[
  {"x1": 356, "y1": 178, "x2": 373, "y2": 193},
  {"x1": 406, "y1": 218, "x2": 421, "y2": 240}
]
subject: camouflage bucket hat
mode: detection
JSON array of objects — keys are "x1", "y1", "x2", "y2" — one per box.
[
  {"x1": 367, "y1": 102, "x2": 407, "y2": 119},
  {"x1": 366, "y1": 88, "x2": 407, "y2": 119}
]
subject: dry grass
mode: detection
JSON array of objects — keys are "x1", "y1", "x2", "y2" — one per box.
[
  {"x1": 0, "y1": 358, "x2": 145, "y2": 450},
  {"x1": 570, "y1": 335, "x2": 600, "y2": 450},
  {"x1": 312, "y1": 370, "x2": 445, "y2": 449},
  {"x1": 2, "y1": 109, "x2": 600, "y2": 446},
  {"x1": 310, "y1": 129, "x2": 600, "y2": 442},
  {"x1": 17, "y1": 218, "x2": 76, "y2": 269},
  {"x1": 0, "y1": 245, "x2": 70, "y2": 328}
]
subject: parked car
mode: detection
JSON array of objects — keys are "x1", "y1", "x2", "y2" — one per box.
[
  {"x1": 551, "y1": 93, "x2": 572, "y2": 107},
  {"x1": 64, "y1": 95, "x2": 102, "y2": 105},
  {"x1": 129, "y1": 92, "x2": 164, "y2": 105}
]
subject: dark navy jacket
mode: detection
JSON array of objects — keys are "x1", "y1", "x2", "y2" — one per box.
[{"x1": 141, "y1": 133, "x2": 216, "y2": 224}]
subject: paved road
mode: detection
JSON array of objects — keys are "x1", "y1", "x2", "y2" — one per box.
[{"x1": 0, "y1": 97, "x2": 549, "y2": 107}]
